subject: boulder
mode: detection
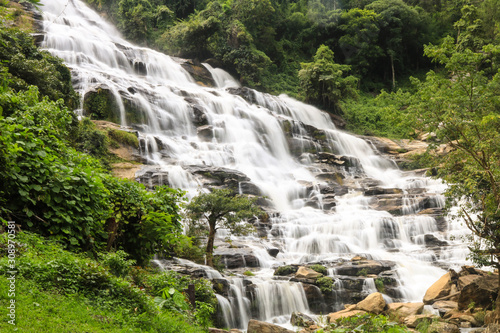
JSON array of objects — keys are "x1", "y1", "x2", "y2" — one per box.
[
  {"x1": 386, "y1": 302, "x2": 424, "y2": 318},
  {"x1": 267, "y1": 248, "x2": 280, "y2": 257},
  {"x1": 197, "y1": 125, "x2": 214, "y2": 141},
  {"x1": 332, "y1": 259, "x2": 394, "y2": 276},
  {"x1": 423, "y1": 272, "x2": 453, "y2": 304},
  {"x1": 432, "y1": 300, "x2": 458, "y2": 315},
  {"x1": 327, "y1": 309, "x2": 366, "y2": 323},
  {"x1": 458, "y1": 274, "x2": 481, "y2": 290},
  {"x1": 403, "y1": 314, "x2": 438, "y2": 328},
  {"x1": 302, "y1": 284, "x2": 325, "y2": 313},
  {"x1": 424, "y1": 234, "x2": 448, "y2": 247},
  {"x1": 296, "y1": 266, "x2": 323, "y2": 279},
  {"x1": 426, "y1": 322, "x2": 460, "y2": 333},
  {"x1": 355, "y1": 292, "x2": 386, "y2": 314},
  {"x1": 247, "y1": 319, "x2": 294, "y2": 333},
  {"x1": 290, "y1": 312, "x2": 315, "y2": 327},
  {"x1": 458, "y1": 274, "x2": 499, "y2": 310}
]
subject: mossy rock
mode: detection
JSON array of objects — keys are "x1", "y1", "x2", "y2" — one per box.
[
  {"x1": 316, "y1": 276, "x2": 335, "y2": 294},
  {"x1": 274, "y1": 265, "x2": 298, "y2": 276},
  {"x1": 309, "y1": 264, "x2": 327, "y2": 275},
  {"x1": 83, "y1": 88, "x2": 145, "y2": 125}
]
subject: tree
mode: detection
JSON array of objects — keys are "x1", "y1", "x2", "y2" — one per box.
[
  {"x1": 298, "y1": 44, "x2": 358, "y2": 113},
  {"x1": 185, "y1": 189, "x2": 260, "y2": 268},
  {"x1": 408, "y1": 13, "x2": 500, "y2": 317}
]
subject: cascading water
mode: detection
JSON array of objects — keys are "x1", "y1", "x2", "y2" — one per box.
[{"x1": 40, "y1": 0, "x2": 472, "y2": 330}]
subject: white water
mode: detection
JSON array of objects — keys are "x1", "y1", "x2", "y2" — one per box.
[{"x1": 40, "y1": 0, "x2": 471, "y2": 329}]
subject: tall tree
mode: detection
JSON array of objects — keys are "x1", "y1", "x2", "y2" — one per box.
[
  {"x1": 185, "y1": 189, "x2": 260, "y2": 268},
  {"x1": 298, "y1": 44, "x2": 358, "y2": 113},
  {"x1": 408, "y1": 10, "x2": 500, "y2": 317}
]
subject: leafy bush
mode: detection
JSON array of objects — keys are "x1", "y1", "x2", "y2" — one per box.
[
  {"x1": 309, "y1": 264, "x2": 327, "y2": 275},
  {"x1": 0, "y1": 24, "x2": 77, "y2": 108},
  {"x1": 98, "y1": 250, "x2": 136, "y2": 277},
  {"x1": 274, "y1": 265, "x2": 298, "y2": 276},
  {"x1": 316, "y1": 276, "x2": 335, "y2": 294}
]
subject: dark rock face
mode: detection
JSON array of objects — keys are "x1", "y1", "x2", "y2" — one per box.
[
  {"x1": 180, "y1": 60, "x2": 215, "y2": 87},
  {"x1": 332, "y1": 259, "x2": 395, "y2": 276},
  {"x1": 290, "y1": 311, "x2": 316, "y2": 327},
  {"x1": 458, "y1": 274, "x2": 499, "y2": 311},
  {"x1": 424, "y1": 234, "x2": 448, "y2": 247},
  {"x1": 302, "y1": 284, "x2": 326, "y2": 313},
  {"x1": 214, "y1": 247, "x2": 260, "y2": 269}
]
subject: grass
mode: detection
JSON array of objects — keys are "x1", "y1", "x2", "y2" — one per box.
[{"x1": 0, "y1": 232, "x2": 209, "y2": 333}]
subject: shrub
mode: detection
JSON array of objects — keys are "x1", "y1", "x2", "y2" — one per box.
[
  {"x1": 274, "y1": 265, "x2": 298, "y2": 276},
  {"x1": 309, "y1": 264, "x2": 327, "y2": 275},
  {"x1": 316, "y1": 276, "x2": 335, "y2": 294}
]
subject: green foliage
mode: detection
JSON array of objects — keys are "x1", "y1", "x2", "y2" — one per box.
[
  {"x1": 0, "y1": 24, "x2": 77, "y2": 108},
  {"x1": 330, "y1": 313, "x2": 410, "y2": 332},
  {"x1": 309, "y1": 264, "x2": 327, "y2": 275},
  {"x1": 0, "y1": 232, "x2": 207, "y2": 332},
  {"x1": 274, "y1": 265, "x2": 298, "y2": 276},
  {"x1": 375, "y1": 278, "x2": 386, "y2": 293},
  {"x1": 0, "y1": 87, "x2": 108, "y2": 251},
  {"x1": 299, "y1": 45, "x2": 358, "y2": 113},
  {"x1": 105, "y1": 177, "x2": 188, "y2": 265},
  {"x1": 108, "y1": 128, "x2": 139, "y2": 148},
  {"x1": 341, "y1": 90, "x2": 414, "y2": 138},
  {"x1": 405, "y1": 9, "x2": 500, "y2": 271},
  {"x1": 98, "y1": 250, "x2": 136, "y2": 277},
  {"x1": 316, "y1": 276, "x2": 335, "y2": 294},
  {"x1": 186, "y1": 188, "x2": 260, "y2": 267},
  {"x1": 70, "y1": 117, "x2": 113, "y2": 168}
]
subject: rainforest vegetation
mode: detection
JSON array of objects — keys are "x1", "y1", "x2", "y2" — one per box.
[{"x1": 0, "y1": 0, "x2": 499, "y2": 331}]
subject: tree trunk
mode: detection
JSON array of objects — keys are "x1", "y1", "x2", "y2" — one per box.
[
  {"x1": 495, "y1": 262, "x2": 500, "y2": 323},
  {"x1": 206, "y1": 220, "x2": 216, "y2": 267}
]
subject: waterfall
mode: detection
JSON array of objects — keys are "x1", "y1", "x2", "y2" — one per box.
[{"x1": 40, "y1": 0, "x2": 472, "y2": 330}]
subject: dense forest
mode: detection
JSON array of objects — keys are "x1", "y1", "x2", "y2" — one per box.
[{"x1": 85, "y1": 0, "x2": 499, "y2": 134}]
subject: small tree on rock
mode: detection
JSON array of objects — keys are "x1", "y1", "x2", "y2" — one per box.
[{"x1": 185, "y1": 188, "x2": 261, "y2": 268}]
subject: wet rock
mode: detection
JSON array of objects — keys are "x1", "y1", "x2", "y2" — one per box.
[
  {"x1": 332, "y1": 259, "x2": 395, "y2": 276},
  {"x1": 316, "y1": 152, "x2": 359, "y2": 168},
  {"x1": 355, "y1": 292, "x2": 386, "y2": 314},
  {"x1": 302, "y1": 284, "x2": 325, "y2": 313},
  {"x1": 423, "y1": 271, "x2": 456, "y2": 305},
  {"x1": 267, "y1": 248, "x2": 280, "y2": 257},
  {"x1": 247, "y1": 319, "x2": 294, "y2": 333},
  {"x1": 214, "y1": 247, "x2": 259, "y2": 269},
  {"x1": 290, "y1": 311, "x2": 315, "y2": 327},
  {"x1": 180, "y1": 60, "x2": 215, "y2": 87},
  {"x1": 418, "y1": 208, "x2": 447, "y2": 232},
  {"x1": 191, "y1": 104, "x2": 209, "y2": 126},
  {"x1": 227, "y1": 87, "x2": 256, "y2": 103},
  {"x1": 364, "y1": 187, "x2": 403, "y2": 196},
  {"x1": 197, "y1": 125, "x2": 214, "y2": 141},
  {"x1": 433, "y1": 300, "x2": 458, "y2": 316},
  {"x1": 458, "y1": 274, "x2": 499, "y2": 311},
  {"x1": 212, "y1": 278, "x2": 230, "y2": 297},
  {"x1": 424, "y1": 234, "x2": 448, "y2": 247},
  {"x1": 133, "y1": 60, "x2": 147, "y2": 75}
]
